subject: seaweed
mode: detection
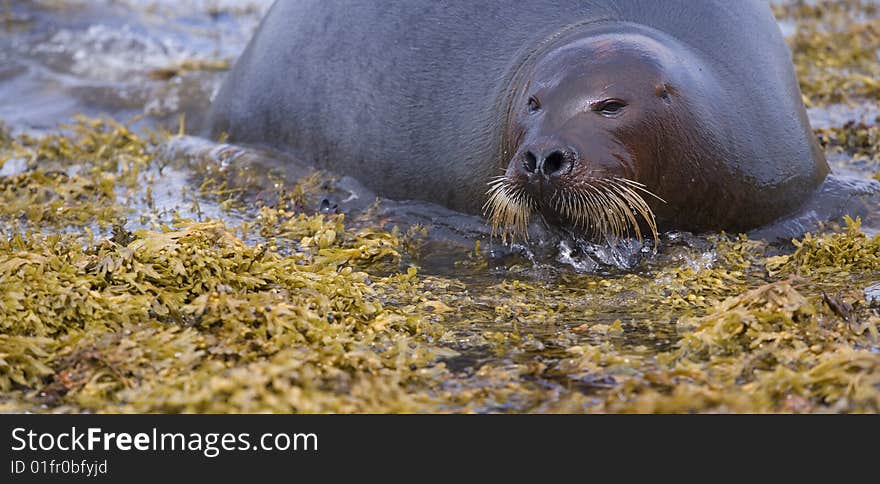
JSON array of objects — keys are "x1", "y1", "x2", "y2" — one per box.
[
  {"x1": 775, "y1": 0, "x2": 880, "y2": 105},
  {"x1": 768, "y1": 217, "x2": 880, "y2": 277}
]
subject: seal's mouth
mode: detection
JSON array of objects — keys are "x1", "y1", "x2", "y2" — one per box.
[{"x1": 483, "y1": 176, "x2": 664, "y2": 246}]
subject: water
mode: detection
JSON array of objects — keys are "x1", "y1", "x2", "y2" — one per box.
[{"x1": 0, "y1": 0, "x2": 269, "y2": 131}]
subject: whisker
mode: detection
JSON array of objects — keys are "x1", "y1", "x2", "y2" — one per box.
[
  {"x1": 602, "y1": 180, "x2": 645, "y2": 242},
  {"x1": 485, "y1": 175, "x2": 663, "y2": 250},
  {"x1": 611, "y1": 180, "x2": 660, "y2": 248},
  {"x1": 483, "y1": 178, "x2": 534, "y2": 242},
  {"x1": 614, "y1": 177, "x2": 666, "y2": 203}
]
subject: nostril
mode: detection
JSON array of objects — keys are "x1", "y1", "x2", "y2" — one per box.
[
  {"x1": 544, "y1": 151, "x2": 567, "y2": 176},
  {"x1": 523, "y1": 151, "x2": 538, "y2": 173}
]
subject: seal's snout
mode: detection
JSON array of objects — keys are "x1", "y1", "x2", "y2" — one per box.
[{"x1": 521, "y1": 144, "x2": 576, "y2": 180}]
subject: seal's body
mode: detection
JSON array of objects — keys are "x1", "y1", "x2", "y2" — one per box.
[{"x1": 208, "y1": 0, "x2": 830, "y2": 239}]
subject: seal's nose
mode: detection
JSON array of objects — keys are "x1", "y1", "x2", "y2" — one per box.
[{"x1": 522, "y1": 146, "x2": 575, "y2": 177}]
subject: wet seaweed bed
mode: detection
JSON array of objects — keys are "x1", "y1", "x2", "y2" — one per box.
[{"x1": 0, "y1": 0, "x2": 879, "y2": 413}]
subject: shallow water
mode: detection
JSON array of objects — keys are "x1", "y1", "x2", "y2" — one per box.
[
  {"x1": 1, "y1": 0, "x2": 879, "y2": 413},
  {"x1": 0, "y1": 0, "x2": 268, "y2": 131}
]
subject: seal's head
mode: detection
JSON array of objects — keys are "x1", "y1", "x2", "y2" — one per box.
[{"x1": 486, "y1": 25, "x2": 720, "y2": 244}]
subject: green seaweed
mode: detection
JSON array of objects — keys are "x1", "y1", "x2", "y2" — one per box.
[
  {"x1": 774, "y1": 0, "x2": 880, "y2": 105},
  {"x1": 767, "y1": 217, "x2": 880, "y2": 277}
]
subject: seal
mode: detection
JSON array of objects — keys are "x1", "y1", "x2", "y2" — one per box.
[{"x1": 207, "y1": 0, "x2": 848, "y2": 243}]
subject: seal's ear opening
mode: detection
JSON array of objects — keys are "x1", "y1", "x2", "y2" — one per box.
[{"x1": 656, "y1": 84, "x2": 674, "y2": 104}]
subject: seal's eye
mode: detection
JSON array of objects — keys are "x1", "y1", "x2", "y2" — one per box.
[
  {"x1": 527, "y1": 96, "x2": 541, "y2": 114},
  {"x1": 594, "y1": 99, "x2": 627, "y2": 117}
]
